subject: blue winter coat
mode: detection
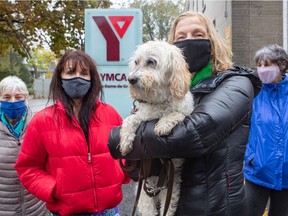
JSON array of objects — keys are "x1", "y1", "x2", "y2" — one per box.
[{"x1": 244, "y1": 75, "x2": 288, "y2": 190}]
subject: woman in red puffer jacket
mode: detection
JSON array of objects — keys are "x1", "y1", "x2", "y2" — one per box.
[{"x1": 15, "y1": 50, "x2": 129, "y2": 216}]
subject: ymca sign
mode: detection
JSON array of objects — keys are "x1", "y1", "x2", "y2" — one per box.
[
  {"x1": 85, "y1": 9, "x2": 142, "y2": 118},
  {"x1": 85, "y1": 9, "x2": 142, "y2": 66}
]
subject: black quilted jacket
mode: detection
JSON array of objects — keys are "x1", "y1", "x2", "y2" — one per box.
[{"x1": 108, "y1": 66, "x2": 262, "y2": 216}]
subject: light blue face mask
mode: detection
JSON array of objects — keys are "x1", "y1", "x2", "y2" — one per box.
[
  {"x1": 0, "y1": 100, "x2": 27, "y2": 120},
  {"x1": 62, "y1": 77, "x2": 91, "y2": 99}
]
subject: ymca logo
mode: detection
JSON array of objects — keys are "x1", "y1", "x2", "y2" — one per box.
[{"x1": 93, "y1": 16, "x2": 134, "y2": 61}]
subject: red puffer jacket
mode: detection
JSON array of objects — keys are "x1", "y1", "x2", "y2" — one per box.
[{"x1": 15, "y1": 100, "x2": 129, "y2": 216}]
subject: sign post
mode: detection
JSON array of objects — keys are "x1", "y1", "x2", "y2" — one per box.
[{"x1": 85, "y1": 9, "x2": 142, "y2": 118}]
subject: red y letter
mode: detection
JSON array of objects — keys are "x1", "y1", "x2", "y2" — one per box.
[{"x1": 93, "y1": 16, "x2": 119, "y2": 61}]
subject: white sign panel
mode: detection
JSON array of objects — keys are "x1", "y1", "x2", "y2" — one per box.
[{"x1": 85, "y1": 9, "x2": 142, "y2": 118}]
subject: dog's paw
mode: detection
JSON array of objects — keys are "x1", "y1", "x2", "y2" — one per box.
[
  {"x1": 119, "y1": 142, "x2": 133, "y2": 156},
  {"x1": 154, "y1": 123, "x2": 172, "y2": 136}
]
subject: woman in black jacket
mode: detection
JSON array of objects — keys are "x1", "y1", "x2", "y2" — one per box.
[{"x1": 108, "y1": 11, "x2": 261, "y2": 216}]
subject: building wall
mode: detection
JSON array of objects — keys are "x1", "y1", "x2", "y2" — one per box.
[
  {"x1": 199, "y1": 1, "x2": 233, "y2": 61},
  {"x1": 185, "y1": 0, "x2": 285, "y2": 69},
  {"x1": 33, "y1": 78, "x2": 51, "y2": 99},
  {"x1": 185, "y1": 0, "x2": 230, "y2": 36},
  {"x1": 184, "y1": 0, "x2": 233, "y2": 59},
  {"x1": 232, "y1": 1, "x2": 283, "y2": 68},
  {"x1": 200, "y1": 1, "x2": 231, "y2": 40}
]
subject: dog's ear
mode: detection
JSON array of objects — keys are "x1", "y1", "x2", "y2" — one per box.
[{"x1": 169, "y1": 46, "x2": 191, "y2": 99}]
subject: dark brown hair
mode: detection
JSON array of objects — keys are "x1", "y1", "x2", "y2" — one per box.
[{"x1": 49, "y1": 50, "x2": 103, "y2": 140}]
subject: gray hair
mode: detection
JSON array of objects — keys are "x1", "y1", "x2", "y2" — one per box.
[
  {"x1": 254, "y1": 44, "x2": 288, "y2": 74},
  {"x1": 0, "y1": 76, "x2": 29, "y2": 96}
]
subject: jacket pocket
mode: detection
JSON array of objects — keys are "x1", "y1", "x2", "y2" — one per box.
[{"x1": 53, "y1": 168, "x2": 63, "y2": 200}]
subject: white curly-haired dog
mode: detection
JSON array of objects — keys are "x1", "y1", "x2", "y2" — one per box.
[{"x1": 119, "y1": 40, "x2": 194, "y2": 216}]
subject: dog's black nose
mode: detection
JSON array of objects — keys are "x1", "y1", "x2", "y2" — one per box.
[{"x1": 128, "y1": 76, "x2": 138, "y2": 85}]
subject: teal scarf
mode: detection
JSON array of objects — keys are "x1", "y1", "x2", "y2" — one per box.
[
  {"x1": 190, "y1": 61, "x2": 213, "y2": 89},
  {"x1": 0, "y1": 109, "x2": 27, "y2": 138}
]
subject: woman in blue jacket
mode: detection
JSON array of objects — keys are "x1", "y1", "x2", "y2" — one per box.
[{"x1": 244, "y1": 44, "x2": 288, "y2": 216}]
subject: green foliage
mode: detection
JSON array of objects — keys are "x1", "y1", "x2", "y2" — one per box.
[
  {"x1": 0, "y1": 67, "x2": 12, "y2": 81},
  {"x1": 130, "y1": 0, "x2": 185, "y2": 42},
  {"x1": 0, "y1": 0, "x2": 112, "y2": 58},
  {"x1": 26, "y1": 47, "x2": 56, "y2": 78},
  {"x1": 0, "y1": 50, "x2": 33, "y2": 89},
  {"x1": 18, "y1": 63, "x2": 34, "y2": 92}
]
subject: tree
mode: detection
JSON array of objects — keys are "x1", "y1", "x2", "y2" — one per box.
[
  {"x1": 130, "y1": 0, "x2": 185, "y2": 42},
  {"x1": 26, "y1": 47, "x2": 56, "y2": 79},
  {"x1": 0, "y1": 0, "x2": 112, "y2": 58},
  {"x1": 0, "y1": 49, "x2": 32, "y2": 89}
]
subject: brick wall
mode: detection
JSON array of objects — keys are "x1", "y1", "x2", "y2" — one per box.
[{"x1": 232, "y1": 0, "x2": 283, "y2": 68}]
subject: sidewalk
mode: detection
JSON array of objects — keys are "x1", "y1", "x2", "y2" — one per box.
[{"x1": 28, "y1": 98, "x2": 51, "y2": 114}]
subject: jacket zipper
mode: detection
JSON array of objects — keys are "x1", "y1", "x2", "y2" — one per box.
[
  {"x1": 20, "y1": 183, "x2": 25, "y2": 214},
  {"x1": 87, "y1": 134, "x2": 98, "y2": 209},
  {"x1": 73, "y1": 116, "x2": 98, "y2": 210}
]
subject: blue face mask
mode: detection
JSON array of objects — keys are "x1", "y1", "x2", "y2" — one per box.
[{"x1": 0, "y1": 100, "x2": 27, "y2": 120}]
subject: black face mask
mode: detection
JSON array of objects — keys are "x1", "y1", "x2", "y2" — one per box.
[
  {"x1": 62, "y1": 77, "x2": 91, "y2": 99},
  {"x1": 174, "y1": 39, "x2": 211, "y2": 73}
]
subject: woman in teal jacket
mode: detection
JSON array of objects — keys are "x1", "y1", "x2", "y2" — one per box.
[{"x1": 244, "y1": 44, "x2": 288, "y2": 216}]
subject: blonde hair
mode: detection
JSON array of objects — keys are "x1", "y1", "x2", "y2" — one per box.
[
  {"x1": 168, "y1": 11, "x2": 233, "y2": 72},
  {"x1": 0, "y1": 76, "x2": 29, "y2": 96}
]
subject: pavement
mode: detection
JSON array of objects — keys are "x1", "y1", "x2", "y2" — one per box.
[
  {"x1": 28, "y1": 98, "x2": 138, "y2": 215},
  {"x1": 28, "y1": 98, "x2": 51, "y2": 114}
]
